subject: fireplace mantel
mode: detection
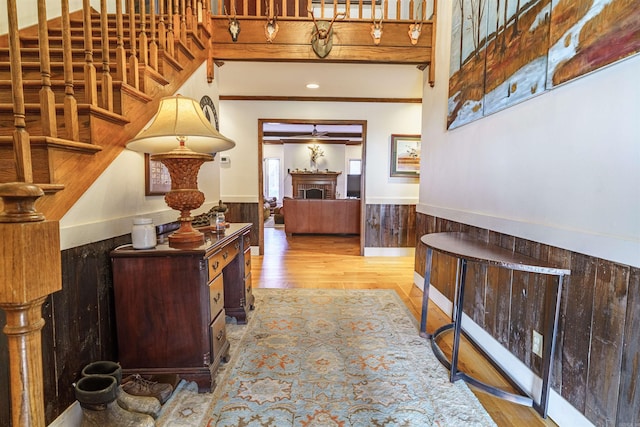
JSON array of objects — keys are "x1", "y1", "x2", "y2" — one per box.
[{"x1": 290, "y1": 171, "x2": 342, "y2": 199}]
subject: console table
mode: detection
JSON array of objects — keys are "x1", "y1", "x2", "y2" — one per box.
[
  {"x1": 110, "y1": 223, "x2": 254, "y2": 392},
  {"x1": 419, "y1": 232, "x2": 570, "y2": 418}
]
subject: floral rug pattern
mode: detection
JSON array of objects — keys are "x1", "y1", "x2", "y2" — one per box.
[{"x1": 158, "y1": 289, "x2": 496, "y2": 427}]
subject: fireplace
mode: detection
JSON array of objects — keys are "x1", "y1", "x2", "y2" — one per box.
[
  {"x1": 290, "y1": 171, "x2": 341, "y2": 199},
  {"x1": 304, "y1": 188, "x2": 324, "y2": 199}
]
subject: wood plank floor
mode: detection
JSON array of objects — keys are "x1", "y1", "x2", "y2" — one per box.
[{"x1": 252, "y1": 228, "x2": 558, "y2": 427}]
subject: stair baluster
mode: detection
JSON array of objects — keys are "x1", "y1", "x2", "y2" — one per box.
[
  {"x1": 114, "y1": 0, "x2": 127, "y2": 84},
  {"x1": 180, "y1": 0, "x2": 188, "y2": 44},
  {"x1": 82, "y1": 0, "x2": 98, "y2": 106},
  {"x1": 37, "y1": 0, "x2": 58, "y2": 137},
  {"x1": 139, "y1": 0, "x2": 148, "y2": 67},
  {"x1": 6, "y1": 0, "x2": 33, "y2": 183},
  {"x1": 61, "y1": 0, "x2": 80, "y2": 141},
  {"x1": 100, "y1": 0, "x2": 114, "y2": 111},
  {"x1": 166, "y1": 0, "x2": 176, "y2": 56},
  {"x1": 149, "y1": 0, "x2": 158, "y2": 70},
  {"x1": 128, "y1": 0, "x2": 140, "y2": 89},
  {"x1": 157, "y1": 0, "x2": 167, "y2": 58},
  {"x1": 186, "y1": 0, "x2": 194, "y2": 31}
]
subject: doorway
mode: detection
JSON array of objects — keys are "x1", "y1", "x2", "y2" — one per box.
[{"x1": 257, "y1": 119, "x2": 367, "y2": 255}]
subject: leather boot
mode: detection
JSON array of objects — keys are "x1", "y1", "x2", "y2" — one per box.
[
  {"x1": 75, "y1": 375, "x2": 155, "y2": 427},
  {"x1": 122, "y1": 373, "x2": 174, "y2": 404},
  {"x1": 81, "y1": 361, "x2": 162, "y2": 418}
]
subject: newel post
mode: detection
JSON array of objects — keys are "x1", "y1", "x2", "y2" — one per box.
[{"x1": 0, "y1": 183, "x2": 62, "y2": 427}]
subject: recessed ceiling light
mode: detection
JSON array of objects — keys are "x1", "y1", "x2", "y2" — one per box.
[{"x1": 306, "y1": 83, "x2": 320, "y2": 89}]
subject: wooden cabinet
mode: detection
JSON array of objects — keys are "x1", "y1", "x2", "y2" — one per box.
[{"x1": 110, "y1": 223, "x2": 252, "y2": 391}]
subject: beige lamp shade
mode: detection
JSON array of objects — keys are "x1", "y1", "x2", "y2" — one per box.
[{"x1": 126, "y1": 95, "x2": 236, "y2": 154}]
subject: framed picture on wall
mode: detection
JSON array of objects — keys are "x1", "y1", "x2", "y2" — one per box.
[
  {"x1": 145, "y1": 154, "x2": 171, "y2": 195},
  {"x1": 390, "y1": 134, "x2": 421, "y2": 178}
]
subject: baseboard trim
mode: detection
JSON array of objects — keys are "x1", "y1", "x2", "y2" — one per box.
[
  {"x1": 364, "y1": 247, "x2": 415, "y2": 257},
  {"x1": 412, "y1": 272, "x2": 595, "y2": 427},
  {"x1": 48, "y1": 400, "x2": 81, "y2": 426}
]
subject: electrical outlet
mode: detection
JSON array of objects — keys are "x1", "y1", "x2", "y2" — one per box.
[{"x1": 532, "y1": 330, "x2": 543, "y2": 357}]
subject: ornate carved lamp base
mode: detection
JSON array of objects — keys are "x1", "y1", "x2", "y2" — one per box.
[{"x1": 151, "y1": 145, "x2": 213, "y2": 247}]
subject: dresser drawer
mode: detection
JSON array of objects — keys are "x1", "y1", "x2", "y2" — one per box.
[
  {"x1": 209, "y1": 274, "x2": 224, "y2": 321},
  {"x1": 244, "y1": 249, "x2": 251, "y2": 274},
  {"x1": 210, "y1": 310, "x2": 227, "y2": 362},
  {"x1": 245, "y1": 272, "x2": 253, "y2": 305},
  {"x1": 221, "y1": 239, "x2": 240, "y2": 266},
  {"x1": 208, "y1": 239, "x2": 240, "y2": 279}
]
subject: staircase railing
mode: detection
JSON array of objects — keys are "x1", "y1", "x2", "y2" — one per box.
[{"x1": 1, "y1": 2, "x2": 210, "y2": 425}]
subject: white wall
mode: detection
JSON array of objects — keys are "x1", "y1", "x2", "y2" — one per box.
[
  {"x1": 0, "y1": 0, "x2": 89, "y2": 34},
  {"x1": 59, "y1": 63, "x2": 224, "y2": 249},
  {"x1": 420, "y1": 4, "x2": 640, "y2": 267},
  {"x1": 219, "y1": 100, "x2": 422, "y2": 205}
]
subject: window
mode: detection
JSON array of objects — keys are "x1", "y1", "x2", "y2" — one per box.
[
  {"x1": 348, "y1": 159, "x2": 361, "y2": 175},
  {"x1": 263, "y1": 158, "x2": 281, "y2": 201}
]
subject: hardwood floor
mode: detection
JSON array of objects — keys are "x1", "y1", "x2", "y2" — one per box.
[{"x1": 252, "y1": 228, "x2": 558, "y2": 427}]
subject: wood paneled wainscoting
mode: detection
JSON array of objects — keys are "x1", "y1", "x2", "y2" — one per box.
[
  {"x1": 414, "y1": 213, "x2": 640, "y2": 427},
  {"x1": 365, "y1": 204, "x2": 417, "y2": 247},
  {"x1": 223, "y1": 202, "x2": 260, "y2": 247}
]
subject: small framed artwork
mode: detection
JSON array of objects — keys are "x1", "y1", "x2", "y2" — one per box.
[
  {"x1": 390, "y1": 134, "x2": 421, "y2": 178},
  {"x1": 145, "y1": 154, "x2": 171, "y2": 195}
]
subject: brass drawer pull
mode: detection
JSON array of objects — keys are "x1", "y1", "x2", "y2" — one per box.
[
  {"x1": 222, "y1": 251, "x2": 229, "y2": 260},
  {"x1": 212, "y1": 260, "x2": 219, "y2": 271},
  {"x1": 246, "y1": 258, "x2": 250, "y2": 266},
  {"x1": 216, "y1": 330, "x2": 224, "y2": 340},
  {"x1": 213, "y1": 292, "x2": 221, "y2": 304},
  {"x1": 234, "y1": 241, "x2": 240, "y2": 250}
]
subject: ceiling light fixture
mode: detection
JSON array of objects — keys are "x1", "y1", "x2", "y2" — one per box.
[{"x1": 306, "y1": 83, "x2": 320, "y2": 89}]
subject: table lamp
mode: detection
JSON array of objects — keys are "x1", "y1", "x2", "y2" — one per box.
[{"x1": 127, "y1": 95, "x2": 235, "y2": 245}]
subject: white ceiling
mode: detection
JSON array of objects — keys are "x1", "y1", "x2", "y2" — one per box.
[{"x1": 216, "y1": 61, "x2": 425, "y2": 99}]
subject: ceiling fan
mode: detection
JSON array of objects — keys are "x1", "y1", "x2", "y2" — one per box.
[{"x1": 292, "y1": 124, "x2": 329, "y2": 139}]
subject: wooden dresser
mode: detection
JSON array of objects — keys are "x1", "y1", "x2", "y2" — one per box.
[{"x1": 110, "y1": 223, "x2": 253, "y2": 392}]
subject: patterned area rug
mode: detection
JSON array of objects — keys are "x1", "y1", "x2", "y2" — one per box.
[{"x1": 157, "y1": 289, "x2": 496, "y2": 426}]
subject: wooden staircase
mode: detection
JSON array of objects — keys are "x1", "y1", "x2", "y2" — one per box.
[{"x1": 0, "y1": 2, "x2": 214, "y2": 221}]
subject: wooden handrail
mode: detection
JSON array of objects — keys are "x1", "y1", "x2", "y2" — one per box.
[{"x1": 212, "y1": 0, "x2": 432, "y2": 20}]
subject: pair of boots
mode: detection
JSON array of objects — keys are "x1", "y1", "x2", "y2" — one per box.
[{"x1": 75, "y1": 361, "x2": 173, "y2": 427}]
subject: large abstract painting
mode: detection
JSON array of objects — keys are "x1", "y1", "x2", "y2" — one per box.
[{"x1": 447, "y1": 0, "x2": 640, "y2": 129}]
